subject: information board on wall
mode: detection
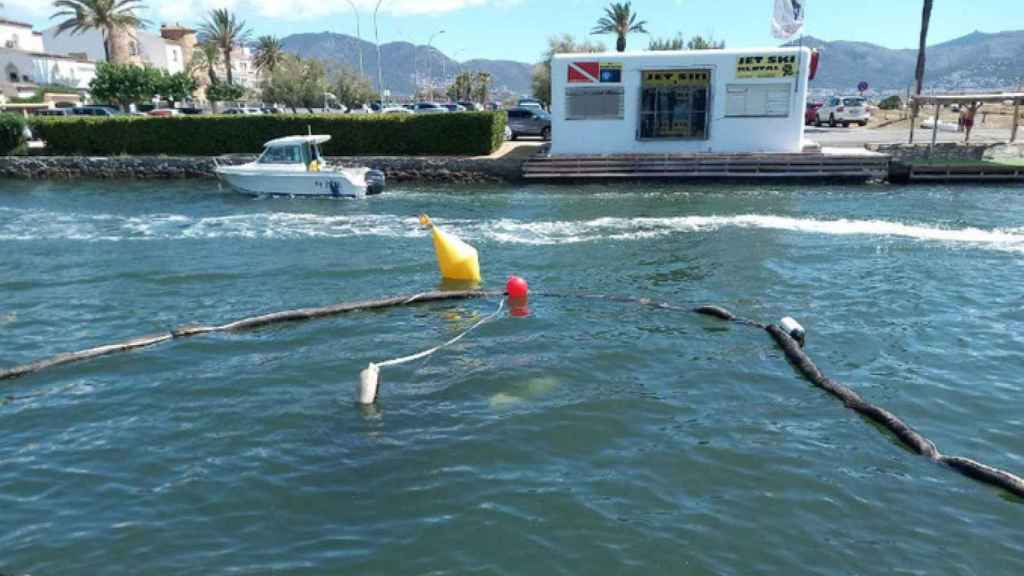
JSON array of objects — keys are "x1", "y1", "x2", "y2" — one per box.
[
  {"x1": 565, "y1": 86, "x2": 625, "y2": 120},
  {"x1": 735, "y1": 54, "x2": 798, "y2": 79},
  {"x1": 725, "y1": 84, "x2": 792, "y2": 117}
]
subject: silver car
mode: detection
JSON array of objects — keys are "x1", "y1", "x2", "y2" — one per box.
[{"x1": 506, "y1": 107, "x2": 551, "y2": 140}]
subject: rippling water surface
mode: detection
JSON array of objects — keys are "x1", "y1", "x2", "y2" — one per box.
[{"x1": 2, "y1": 180, "x2": 1023, "y2": 574}]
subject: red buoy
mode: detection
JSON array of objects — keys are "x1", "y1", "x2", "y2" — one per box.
[{"x1": 506, "y1": 275, "x2": 529, "y2": 299}]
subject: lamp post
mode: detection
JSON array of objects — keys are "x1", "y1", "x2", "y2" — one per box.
[
  {"x1": 345, "y1": 0, "x2": 364, "y2": 79},
  {"x1": 373, "y1": 0, "x2": 386, "y2": 105},
  {"x1": 421, "y1": 29, "x2": 444, "y2": 102}
]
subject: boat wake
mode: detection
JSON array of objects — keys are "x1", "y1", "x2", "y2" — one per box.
[{"x1": 2, "y1": 208, "x2": 1023, "y2": 252}]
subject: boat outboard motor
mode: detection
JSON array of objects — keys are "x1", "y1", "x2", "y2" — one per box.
[
  {"x1": 780, "y1": 317, "x2": 806, "y2": 348},
  {"x1": 366, "y1": 170, "x2": 386, "y2": 196}
]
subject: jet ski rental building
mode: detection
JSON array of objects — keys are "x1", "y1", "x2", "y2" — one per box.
[{"x1": 549, "y1": 47, "x2": 814, "y2": 155}]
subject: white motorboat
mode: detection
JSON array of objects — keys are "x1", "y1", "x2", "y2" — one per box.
[{"x1": 215, "y1": 135, "x2": 385, "y2": 198}]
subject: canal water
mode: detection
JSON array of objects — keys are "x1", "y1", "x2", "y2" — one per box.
[{"x1": 1, "y1": 180, "x2": 1022, "y2": 574}]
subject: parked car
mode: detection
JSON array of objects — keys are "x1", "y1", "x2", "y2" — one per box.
[
  {"x1": 147, "y1": 109, "x2": 179, "y2": 117},
  {"x1": 506, "y1": 107, "x2": 551, "y2": 140},
  {"x1": 413, "y1": 102, "x2": 448, "y2": 114},
  {"x1": 223, "y1": 107, "x2": 263, "y2": 115},
  {"x1": 805, "y1": 102, "x2": 823, "y2": 125},
  {"x1": 815, "y1": 96, "x2": 870, "y2": 127},
  {"x1": 70, "y1": 106, "x2": 122, "y2": 116},
  {"x1": 380, "y1": 106, "x2": 415, "y2": 115},
  {"x1": 32, "y1": 108, "x2": 71, "y2": 117},
  {"x1": 440, "y1": 102, "x2": 466, "y2": 112},
  {"x1": 517, "y1": 98, "x2": 544, "y2": 111},
  {"x1": 457, "y1": 100, "x2": 483, "y2": 111},
  {"x1": 176, "y1": 107, "x2": 206, "y2": 115}
]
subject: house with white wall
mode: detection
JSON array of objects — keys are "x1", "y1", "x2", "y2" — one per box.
[
  {"x1": 550, "y1": 47, "x2": 813, "y2": 155},
  {"x1": 0, "y1": 18, "x2": 96, "y2": 98},
  {"x1": 41, "y1": 26, "x2": 186, "y2": 74}
]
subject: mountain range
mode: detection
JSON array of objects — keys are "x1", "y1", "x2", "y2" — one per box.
[{"x1": 281, "y1": 30, "x2": 1024, "y2": 98}]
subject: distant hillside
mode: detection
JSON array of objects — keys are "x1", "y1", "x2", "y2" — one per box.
[
  {"x1": 281, "y1": 32, "x2": 533, "y2": 97},
  {"x1": 281, "y1": 30, "x2": 1024, "y2": 98},
  {"x1": 797, "y1": 30, "x2": 1024, "y2": 93}
]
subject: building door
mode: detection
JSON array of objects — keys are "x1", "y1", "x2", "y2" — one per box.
[{"x1": 638, "y1": 69, "x2": 710, "y2": 140}]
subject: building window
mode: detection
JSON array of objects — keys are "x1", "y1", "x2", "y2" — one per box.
[
  {"x1": 6, "y1": 34, "x2": 19, "y2": 49},
  {"x1": 129, "y1": 41, "x2": 139, "y2": 56},
  {"x1": 6, "y1": 64, "x2": 18, "y2": 83},
  {"x1": 172, "y1": 49, "x2": 179, "y2": 62},
  {"x1": 638, "y1": 69, "x2": 710, "y2": 140},
  {"x1": 565, "y1": 86, "x2": 624, "y2": 120}
]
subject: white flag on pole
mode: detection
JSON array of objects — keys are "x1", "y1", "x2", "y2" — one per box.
[{"x1": 771, "y1": 0, "x2": 806, "y2": 40}]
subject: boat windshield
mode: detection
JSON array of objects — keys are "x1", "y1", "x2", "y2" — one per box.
[{"x1": 258, "y1": 145, "x2": 304, "y2": 164}]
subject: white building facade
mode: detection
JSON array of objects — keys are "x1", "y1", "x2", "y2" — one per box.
[
  {"x1": 550, "y1": 47, "x2": 812, "y2": 155},
  {"x1": 0, "y1": 18, "x2": 96, "y2": 98},
  {"x1": 41, "y1": 27, "x2": 185, "y2": 74}
]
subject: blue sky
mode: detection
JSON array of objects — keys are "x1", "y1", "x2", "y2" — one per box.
[{"x1": 7, "y1": 0, "x2": 1024, "y2": 63}]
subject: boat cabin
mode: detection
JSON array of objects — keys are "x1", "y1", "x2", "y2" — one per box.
[
  {"x1": 549, "y1": 47, "x2": 814, "y2": 155},
  {"x1": 258, "y1": 135, "x2": 330, "y2": 170}
]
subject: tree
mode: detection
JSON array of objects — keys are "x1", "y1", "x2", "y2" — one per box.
[
  {"x1": 473, "y1": 71, "x2": 492, "y2": 105},
  {"x1": 50, "y1": 0, "x2": 149, "y2": 64},
  {"x1": 648, "y1": 33, "x2": 725, "y2": 51},
  {"x1": 89, "y1": 61, "x2": 162, "y2": 109},
  {"x1": 260, "y1": 54, "x2": 329, "y2": 112},
  {"x1": 198, "y1": 8, "x2": 250, "y2": 86},
  {"x1": 879, "y1": 95, "x2": 903, "y2": 110},
  {"x1": 909, "y1": 0, "x2": 933, "y2": 143},
  {"x1": 591, "y1": 2, "x2": 646, "y2": 52},
  {"x1": 446, "y1": 71, "x2": 474, "y2": 102},
  {"x1": 253, "y1": 35, "x2": 283, "y2": 74},
  {"x1": 157, "y1": 70, "x2": 196, "y2": 103},
  {"x1": 530, "y1": 34, "x2": 606, "y2": 107},
  {"x1": 192, "y1": 41, "x2": 221, "y2": 86},
  {"x1": 333, "y1": 66, "x2": 377, "y2": 109},
  {"x1": 206, "y1": 81, "x2": 245, "y2": 103},
  {"x1": 686, "y1": 35, "x2": 725, "y2": 50}
]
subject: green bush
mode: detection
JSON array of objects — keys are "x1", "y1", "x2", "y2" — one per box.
[
  {"x1": 0, "y1": 113, "x2": 27, "y2": 154},
  {"x1": 878, "y1": 95, "x2": 903, "y2": 110},
  {"x1": 29, "y1": 112, "x2": 507, "y2": 156}
]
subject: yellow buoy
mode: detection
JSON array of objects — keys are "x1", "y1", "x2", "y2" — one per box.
[{"x1": 420, "y1": 214, "x2": 481, "y2": 282}]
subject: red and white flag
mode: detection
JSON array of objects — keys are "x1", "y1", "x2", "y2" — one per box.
[{"x1": 568, "y1": 61, "x2": 599, "y2": 83}]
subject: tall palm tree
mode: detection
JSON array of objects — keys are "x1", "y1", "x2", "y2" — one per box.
[
  {"x1": 591, "y1": 2, "x2": 646, "y2": 53},
  {"x1": 198, "y1": 8, "x2": 250, "y2": 85},
  {"x1": 50, "y1": 0, "x2": 148, "y2": 64},
  {"x1": 252, "y1": 35, "x2": 283, "y2": 74},
  {"x1": 192, "y1": 41, "x2": 221, "y2": 86},
  {"x1": 909, "y1": 0, "x2": 933, "y2": 143}
]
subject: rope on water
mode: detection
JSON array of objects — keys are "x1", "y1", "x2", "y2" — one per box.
[
  {"x1": 0, "y1": 290, "x2": 494, "y2": 383},
  {"x1": 375, "y1": 298, "x2": 505, "y2": 369}
]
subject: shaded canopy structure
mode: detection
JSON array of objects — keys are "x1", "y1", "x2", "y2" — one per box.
[{"x1": 910, "y1": 92, "x2": 1024, "y2": 150}]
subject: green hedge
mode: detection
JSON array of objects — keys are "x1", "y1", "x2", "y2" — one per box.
[
  {"x1": 29, "y1": 112, "x2": 507, "y2": 156},
  {"x1": 0, "y1": 113, "x2": 26, "y2": 154}
]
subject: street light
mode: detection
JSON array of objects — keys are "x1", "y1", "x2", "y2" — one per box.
[
  {"x1": 373, "y1": 0, "x2": 387, "y2": 105},
  {"x1": 345, "y1": 0, "x2": 364, "y2": 79},
  {"x1": 421, "y1": 29, "x2": 445, "y2": 102}
]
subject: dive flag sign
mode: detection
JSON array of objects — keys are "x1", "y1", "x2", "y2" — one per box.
[
  {"x1": 568, "y1": 61, "x2": 600, "y2": 83},
  {"x1": 771, "y1": 0, "x2": 805, "y2": 40},
  {"x1": 569, "y1": 61, "x2": 623, "y2": 83}
]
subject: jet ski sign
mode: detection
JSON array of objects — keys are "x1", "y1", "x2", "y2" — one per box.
[{"x1": 736, "y1": 54, "x2": 798, "y2": 79}]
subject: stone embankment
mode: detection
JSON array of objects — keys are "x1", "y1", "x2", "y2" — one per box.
[{"x1": 0, "y1": 155, "x2": 524, "y2": 183}]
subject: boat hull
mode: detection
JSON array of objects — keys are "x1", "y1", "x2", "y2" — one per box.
[{"x1": 215, "y1": 165, "x2": 384, "y2": 198}]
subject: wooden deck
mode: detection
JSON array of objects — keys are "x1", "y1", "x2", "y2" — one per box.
[
  {"x1": 907, "y1": 163, "x2": 1024, "y2": 182},
  {"x1": 522, "y1": 151, "x2": 889, "y2": 181}
]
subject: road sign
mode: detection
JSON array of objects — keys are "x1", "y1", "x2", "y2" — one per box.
[{"x1": 857, "y1": 81, "x2": 869, "y2": 93}]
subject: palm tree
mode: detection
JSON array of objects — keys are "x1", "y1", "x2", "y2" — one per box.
[
  {"x1": 198, "y1": 8, "x2": 250, "y2": 85},
  {"x1": 50, "y1": 0, "x2": 148, "y2": 64},
  {"x1": 252, "y1": 35, "x2": 283, "y2": 74},
  {"x1": 591, "y1": 2, "x2": 647, "y2": 53},
  {"x1": 192, "y1": 41, "x2": 221, "y2": 86},
  {"x1": 909, "y1": 0, "x2": 933, "y2": 143}
]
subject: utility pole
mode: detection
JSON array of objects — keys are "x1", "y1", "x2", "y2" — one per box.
[
  {"x1": 345, "y1": 0, "x2": 364, "y2": 79},
  {"x1": 373, "y1": 0, "x2": 386, "y2": 104},
  {"x1": 420, "y1": 30, "x2": 445, "y2": 102}
]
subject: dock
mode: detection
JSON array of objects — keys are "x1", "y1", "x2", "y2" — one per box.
[{"x1": 523, "y1": 148, "x2": 889, "y2": 181}]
